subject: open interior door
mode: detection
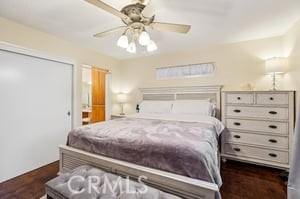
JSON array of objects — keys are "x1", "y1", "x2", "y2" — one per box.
[{"x1": 91, "y1": 68, "x2": 106, "y2": 123}]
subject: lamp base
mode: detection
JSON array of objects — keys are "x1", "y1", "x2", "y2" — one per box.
[
  {"x1": 270, "y1": 88, "x2": 277, "y2": 91},
  {"x1": 119, "y1": 104, "x2": 125, "y2": 116},
  {"x1": 271, "y1": 73, "x2": 277, "y2": 91}
]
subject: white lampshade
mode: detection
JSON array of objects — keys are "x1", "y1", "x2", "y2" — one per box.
[
  {"x1": 265, "y1": 57, "x2": 288, "y2": 74},
  {"x1": 116, "y1": 93, "x2": 128, "y2": 104},
  {"x1": 117, "y1": 35, "x2": 129, "y2": 48},
  {"x1": 139, "y1": 31, "x2": 151, "y2": 46},
  {"x1": 126, "y1": 41, "x2": 136, "y2": 54},
  {"x1": 147, "y1": 40, "x2": 157, "y2": 52}
]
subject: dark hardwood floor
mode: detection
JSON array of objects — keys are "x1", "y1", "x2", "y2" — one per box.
[
  {"x1": 220, "y1": 161, "x2": 287, "y2": 199},
  {"x1": 0, "y1": 160, "x2": 286, "y2": 199},
  {"x1": 0, "y1": 162, "x2": 58, "y2": 199}
]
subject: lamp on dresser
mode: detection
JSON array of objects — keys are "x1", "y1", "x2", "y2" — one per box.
[{"x1": 265, "y1": 57, "x2": 288, "y2": 90}]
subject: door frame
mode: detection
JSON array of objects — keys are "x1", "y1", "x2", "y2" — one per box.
[{"x1": 0, "y1": 41, "x2": 74, "y2": 128}]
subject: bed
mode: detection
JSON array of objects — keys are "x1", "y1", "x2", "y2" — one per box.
[{"x1": 59, "y1": 85, "x2": 223, "y2": 199}]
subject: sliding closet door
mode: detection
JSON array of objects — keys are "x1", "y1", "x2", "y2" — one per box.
[
  {"x1": 0, "y1": 49, "x2": 72, "y2": 183},
  {"x1": 91, "y1": 68, "x2": 106, "y2": 123}
]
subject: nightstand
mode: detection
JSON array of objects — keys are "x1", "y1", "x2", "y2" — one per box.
[{"x1": 111, "y1": 114, "x2": 126, "y2": 120}]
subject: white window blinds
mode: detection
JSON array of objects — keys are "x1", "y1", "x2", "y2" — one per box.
[{"x1": 156, "y1": 63, "x2": 215, "y2": 80}]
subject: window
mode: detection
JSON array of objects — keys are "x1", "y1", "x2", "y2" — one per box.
[{"x1": 156, "y1": 63, "x2": 215, "y2": 80}]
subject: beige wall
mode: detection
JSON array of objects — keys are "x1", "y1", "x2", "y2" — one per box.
[
  {"x1": 119, "y1": 22, "x2": 300, "y2": 114},
  {"x1": 0, "y1": 17, "x2": 122, "y2": 126},
  {"x1": 1, "y1": 16, "x2": 299, "y2": 116},
  {"x1": 282, "y1": 21, "x2": 300, "y2": 92}
]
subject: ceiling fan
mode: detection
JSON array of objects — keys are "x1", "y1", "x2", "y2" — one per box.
[{"x1": 85, "y1": 0, "x2": 191, "y2": 53}]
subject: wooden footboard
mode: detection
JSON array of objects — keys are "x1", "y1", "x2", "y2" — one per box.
[{"x1": 59, "y1": 145, "x2": 219, "y2": 199}]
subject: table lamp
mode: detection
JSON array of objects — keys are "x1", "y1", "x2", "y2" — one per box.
[
  {"x1": 265, "y1": 57, "x2": 288, "y2": 90},
  {"x1": 116, "y1": 93, "x2": 128, "y2": 115}
]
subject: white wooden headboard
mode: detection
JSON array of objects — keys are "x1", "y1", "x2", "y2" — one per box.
[{"x1": 139, "y1": 85, "x2": 223, "y2": 119}]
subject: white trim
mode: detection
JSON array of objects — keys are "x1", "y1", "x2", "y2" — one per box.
[
  {"x1": 0, "y1": 42, "x2": 74, "y2": 65},
  {"x1": 105, "y1": 73, "x2": 112, "y2": 121}
]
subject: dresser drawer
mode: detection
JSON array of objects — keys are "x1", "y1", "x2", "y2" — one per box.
[
  {"x1": 224, "y1": 131, "x2": 288, "y2": 149},
  {"x1": 226, "y1": 106, "x2": 289, "y2": 120},
  {"x1": 224, "y1": 143, "x2": 288, "y2": 164},
  {"x1": 256, "y1": 93, "x2": 289, "y2": 105},
  {"x1": 226, "y1": 119, "x2": 288, "y2": 135},
  {"x1": 226, "y1": 93, "x2": 254, "y2": 104}
]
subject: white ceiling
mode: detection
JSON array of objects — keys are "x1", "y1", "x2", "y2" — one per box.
[{"x1": 0, "y1": 0, "x2": 299, "y2": 60}]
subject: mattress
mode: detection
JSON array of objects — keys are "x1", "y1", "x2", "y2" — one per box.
[{"x1": 67, "y1": 113, "x2": 224, "y2": 187}]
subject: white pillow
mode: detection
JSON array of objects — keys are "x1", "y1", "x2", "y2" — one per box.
[
  {"x1": 139, "y1": 100, "x2": 172, "y2": 114},
  {"x1": 172, "y1": 100, "x2": 215, "y2": 116}
]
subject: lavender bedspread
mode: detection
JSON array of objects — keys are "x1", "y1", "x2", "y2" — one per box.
[{"x1": 67, "y1": 117, "x2": 222, "y2": 186}]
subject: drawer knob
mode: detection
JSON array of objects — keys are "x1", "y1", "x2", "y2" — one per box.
[
  {"x1": 269, "y1": 111, "x2": 277, "y2": 115},
  {"x1": 234, "y1": 109, "x2": 241, "y2": 113},
  {"x1": 234, "y1": 122, "x2": 241, "y2": 126},
  {"x1": 269, "y1": 139, "x2": 278, "y2": 143},
  {"x1": 234, "y1": 135, "x2": 241, "y2": 139},
  {"x1": 269, "y1": 125, "x2": 278, "y2": 129},
  {"x1": 268, "y1": 153, "x2": 277, "y2": 158},
  {"x1": 237, "y1": 97, "x2": 241, "y2": 100},
  {"x1": 234, "y1": 148, "x2": 241, "y2": 152},
  {"x1": 269, "y1": 97, "x2": 274, "y2": 101}
]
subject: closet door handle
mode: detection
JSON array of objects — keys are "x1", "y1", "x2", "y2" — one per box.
[
  {"x1": 234, "y1": 109, "x2": 241, "y2": 113},
  {"x1": 269, "y1": 125, "x2": 278, "y2": 129},
  {"x1": 233, "y1": 148, "x2": 241, "y2": 152},
  {"x1": 237, "y1": 97, "x2": 241, "y2": 100},
  {"x1": 269, "y1": 139, "x2": 277, "y2": 143},
  {"x1": 269, "y1": 153, "x2": 277, "y2": 158},
  {"x1": 269, "y1": 97, "x2": 274, "y2": 101},
  {"x1": 269, "y1": 111, "x2": 277, "y2": 115},
  {"x1": 234, "y1": 122, "x2": 241, "y2": 126},
  {"x1": 234, "y1": 135, "x2": 241, "y2": 139}
]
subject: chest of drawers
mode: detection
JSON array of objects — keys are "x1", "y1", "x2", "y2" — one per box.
[{"x1": 221, "y1": 91, "x2": 295, "y2": 169}]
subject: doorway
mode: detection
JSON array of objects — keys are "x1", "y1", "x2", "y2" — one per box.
[{"x1": 82, "y1": 66, "x2": 108, "y2": 125}]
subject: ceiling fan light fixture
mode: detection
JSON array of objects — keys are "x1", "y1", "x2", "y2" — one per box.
[
  {"x1": 117, "y1": 35, "x2": 129, "y2": 48},
  {"x1": 86, "y1": 0, "x2": 192, "y2": 55},
  {"x1": 147, "y1": 40, "x2": 157, "y2": 52},
  {"x1": 138, "y1": 31, "x2": 151, "y2": 46},
  {"x1": 126, "y1": 41, "x2": 137, "y2": 53}
]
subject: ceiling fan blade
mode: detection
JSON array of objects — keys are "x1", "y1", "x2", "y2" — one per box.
[
  {"x1": 85, "y1": 0, "x2": 129, "y2": 20},
  {"x1": 142, "y1": 0, "x2": 155, "y2": 17},
  {"x1": 132, "y1": 0, "x2": 150, "y2": 5},
  {"x1": 94, "y1": 26, "x2": 127, "y2": 38},
  {"x1": 151, "y1": 22, "x2": 191, "y2": 34}
]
